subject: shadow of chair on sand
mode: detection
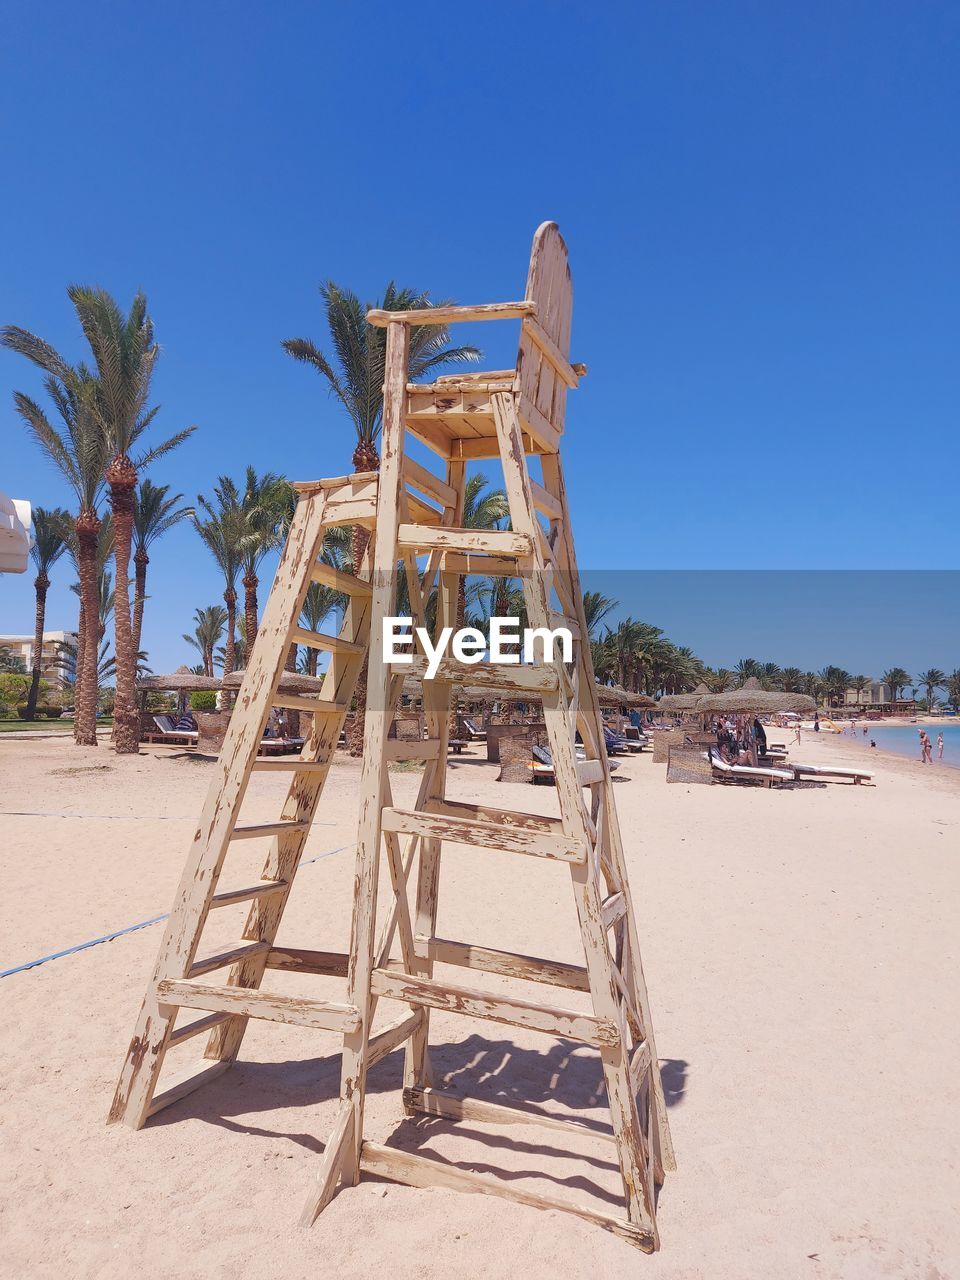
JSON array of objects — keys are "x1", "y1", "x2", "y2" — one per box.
[{"x1": 148, "y1": 1033, "x2": 688, "y2": 1206}]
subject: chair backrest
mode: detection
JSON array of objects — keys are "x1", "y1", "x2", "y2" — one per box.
[{"x1": 517, "y1": 221, "x2": 574, "y2": 437}]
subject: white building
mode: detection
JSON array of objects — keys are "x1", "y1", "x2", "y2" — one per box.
[
  {"x1": 0, "y1": 492, "x2": 32, "y2": 573},
  {"x1": 0, "y1": 632, "x2": 77, "y2": 687}
]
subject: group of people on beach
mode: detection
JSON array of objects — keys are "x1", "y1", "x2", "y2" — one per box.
[{"x1": 918, "y1": 729, "x2": 944, "y2": 763}]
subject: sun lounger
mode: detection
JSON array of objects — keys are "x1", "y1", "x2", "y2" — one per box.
[
  {"x1": 783, "y1": 762, "x2": 873, "y2": 784},
  {"x1": 461, "y1": 718, "x2": 487, "y2": 741},
  {"x1": 142, "y1": 713, "x2": 199, "y2": 746},
  {"x1": 530, "y1": 743, "x2": 619, "y2": 784},
  {"x1": 708, "y1": 750, "x2": 792, "y2": 788}
]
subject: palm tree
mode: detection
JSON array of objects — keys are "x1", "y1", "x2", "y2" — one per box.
[
  {"x1": 283, "y1": 281, "x2": 480, "y2": 569},
  {"x1": 197, "y1": 469, "x2": 288, "y2": 668},
  {"x1": 705, "y1": 667, "x2": 733, "y2": 693},
  {"x1": 456, "y1": 475, "x2": 510, "y2": 627},
  {"x1": 193, "y1": 500, "x2": 246, "y2": 677},
  {"x1": 284, "y1": 284, "x2": 480, "y2": 757},
  {"x1": 881, "y1": 667, "x2": 912, "y2": 705},
  {"x1": 132, "y1": 480, "x2": 194, "y2": 655},
  {"x1": 1, "y1": 327, "x2": 109, "y2": 745},
  {"x1": 64, "y1": 287, "x2": 195, "y2": 752},
  {"x1": 582, "y1": 591, "x2": 618, "y2": 641},
  {"x1": 916, "y1": 668, "x2": 946, "y2": 712},
  {"x1": 946, "y1": 669, "x2": 960, "y2": 713},
  {"x1": 63, "y1": 514, "x2": 113, "y2": 702},
  {"x1": 734, "y1": 658, "x2": 761, "y2": 687},
  {"x1": 25, "y1": 507, "x2": 69, "y2": 719},
  {"x1": 299, "y1": 582, "x2": 346, "y2": 676},
  {"x1": 819, "y1": 666, "x2": 852, "y2": 707},
  {"x1": 296, "y1": 529, "x2": 351, "y2": 676},
  {"x1": 183, "y1": 606, "x2": 228, "y2": 677},
  {"x1": 781, "y1": 667, "x2": 804, "y2": 693}
]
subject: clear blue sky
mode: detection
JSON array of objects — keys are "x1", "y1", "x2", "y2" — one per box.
[{"x1": 1, "y1": 2, "x2": 957, "y2": 675}]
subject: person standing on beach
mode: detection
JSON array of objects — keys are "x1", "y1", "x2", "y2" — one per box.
[
  {"x1": 937, "y1": 731, "x2": 944, "y2": 760},
  {"x1": 814, "y1": 713, "x2": 820, "y2": 733},
  {"x1": 795, "y1": 723, "x2": 802, "y2": 745},
  {"x1": 918, "y1": 730, "x2": 932, "y2": 763}
]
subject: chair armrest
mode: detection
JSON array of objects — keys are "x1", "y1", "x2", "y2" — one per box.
[{"x1": 366, "y1": 301, "x2": 536, "y2": 328}]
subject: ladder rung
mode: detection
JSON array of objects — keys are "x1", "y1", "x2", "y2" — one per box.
[
  {"x1": 401, "y1": 456, "x2": 457, "y2": 508},
  {"x1": 396, "y1": 524, "x2": 533, "y2": 558},
  {"x1": 404, "y1": 1084, "x2": 614, "y2": 1144},
  {"x1": 273, "y1": 695, "x2": 349, "y2": 715},
  {"x1": 168, "y1": 1011, "x2": 231, "y2": 1048},
  {"x1": 210, "y1": 879, "x2": 288, "y2": 908},
  {"x1": 385, "y1": 738, "x2": 440, "y2": 762},
  {"x1": 290, "y1": 626, "x2": 364, "y2": 656},
  {"x1": 187, "y1": 940, "x2": 271, "y2": 979},
  {"x1": 600, "y1": 892, "x2": 626, "y2": 931},
  {"x1": 156, "y1": 978, "x2": 362, "y2": 1033},
  {"x1": 368, "y1": 1010, "x2": 425, "y2": 1068},
  {"x1": 442, "y1": 552, "x2": 525, "y2": 578},
  {"x1": 146, "y1": 1059, "x2": 232, "y2": 1119},
  {"x1": 530, "y1": 480, "x2": 563, "y2": 521},
  {"x1": 251, "y1": 758, "x2": 332, "y2": 772},
  {"x1": 395, "y1": 655, "x2": 559, "y2": 694},
  {"x1": 310, "y1": 560, "x2": 373, "y2": 596},
  {"x1": 382, "y1": 805, "x2": 585, "y2": 863},
  {"x1": 265, "y1": 947, "x2": 349, "y2": 976},
  {"x1": 358, "y1": 1142, "x2": 654, "y2": 1252},
  {"x1": 231, "y1": 819, "x2": 312, "y2": 841},
  {"x1": 415, "y1": 935, "x2": 590, "y2": 992},
  {"x1": 370, "y1": 968, "x2": 620, "y2": 1047},
  {"x1": 577, "y1": 759, "x2": 605, "y2": 787}
]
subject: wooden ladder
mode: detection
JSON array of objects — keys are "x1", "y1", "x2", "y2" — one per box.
[
  {"x1": 301, "y1": 317, "x2": 675, "y2": 1252},
  {"x1": 108, "y1": 471, "x2": 404, "y2": 1128}
]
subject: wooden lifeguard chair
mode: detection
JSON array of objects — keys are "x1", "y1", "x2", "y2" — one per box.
[{"x1": 109, "y1": 222, "x2": 674, "y2": 1251}]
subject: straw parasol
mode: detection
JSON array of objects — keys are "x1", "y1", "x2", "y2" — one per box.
[
  {"x1": 221, "y1": 670, "x2": 327, "y2": 694},
  {"x1": 595, "y1": 684, "x2": 657, "y2": 709},
  {"x1": 138, "y1": 669, "x2": 222, "y2": 692},
  {"x1": 694, "y1": 677, "x2": 815, "y2": 716},
  {"x1": 656, "y1": 681, "x2": 710, "y2": 713}
]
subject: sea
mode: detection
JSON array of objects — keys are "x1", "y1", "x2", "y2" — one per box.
[{"x1": 847, "y1": 721, "x2": 960, "y2": 767}]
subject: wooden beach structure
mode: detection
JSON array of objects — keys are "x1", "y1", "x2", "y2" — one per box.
[{"x1": 108, "y1": 223, "x2": 673, "y2": 1250}]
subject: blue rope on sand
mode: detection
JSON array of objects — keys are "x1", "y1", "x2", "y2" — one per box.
[{"x1": 0, "y1": 843, "x2": 352, "y2": 980}]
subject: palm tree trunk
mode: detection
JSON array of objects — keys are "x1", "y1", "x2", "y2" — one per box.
[
  {"x1": 132, "y1": 547, "x2": 148, "y2": 656},
  {"x1": 243, "y1": 572, "x2": 258, "y2": 665},
  {"x1": 27, "y1": 573, "x2": 49, "y2": 719},
  {"x1": 108, "y1": 459, "x2": 140, "y2": 753},
  {"x1": 223, "y1": 587, "x2": 237, "y2": 676},
  {"x1": 75, "y1": 512, "x2": 100, "y2": 746},
  {"x1": 307, "y1": 648, "x2": 318, "y2": 677},
  {"x1": 74, "y1": 597, "x2": 86, "y2": 740}
]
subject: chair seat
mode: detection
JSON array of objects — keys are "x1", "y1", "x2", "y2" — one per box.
[{"x1": 404, "y1": 379, "x2": 561, "y2": 460}]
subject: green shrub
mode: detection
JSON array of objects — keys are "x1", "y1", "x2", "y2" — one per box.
[
  {"x1": 0, "y1": 673, "x2": 30, "y2": 707},
  {"x1": 190, "y1": 691, "x2": 218, "y2": 712}
]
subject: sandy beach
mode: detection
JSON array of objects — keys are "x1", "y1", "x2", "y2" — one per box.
[{"x1": 1, "y1": 732, "x2": 958, "y2": 1279}]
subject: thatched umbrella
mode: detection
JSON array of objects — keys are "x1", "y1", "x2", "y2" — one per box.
[
  {"x1": 595, "y1": 684, "x2": 657, "y2": 709},
  {"x1": 221, "y1": 670, "x2": 327, "y2": 694},
  {"x1": 138, "y1": 672, "x2": 222, "y2": 692},
  {"x1": 695, "y1": 676, "x2": 815, "y2": 717}
]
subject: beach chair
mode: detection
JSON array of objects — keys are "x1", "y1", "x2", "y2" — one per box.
[
  {"x1": 708, "y1": 749, "x2": 793, "y2": 789},
  {"x1": 143, "y1": 713, "x2": 199, "y2": 747},
  {"x1": 460, "y1": 716, "x2": 486, "y2": 741},
  {"x1": 783, "y1": 762, "x2": 873, "y2": 785}
]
